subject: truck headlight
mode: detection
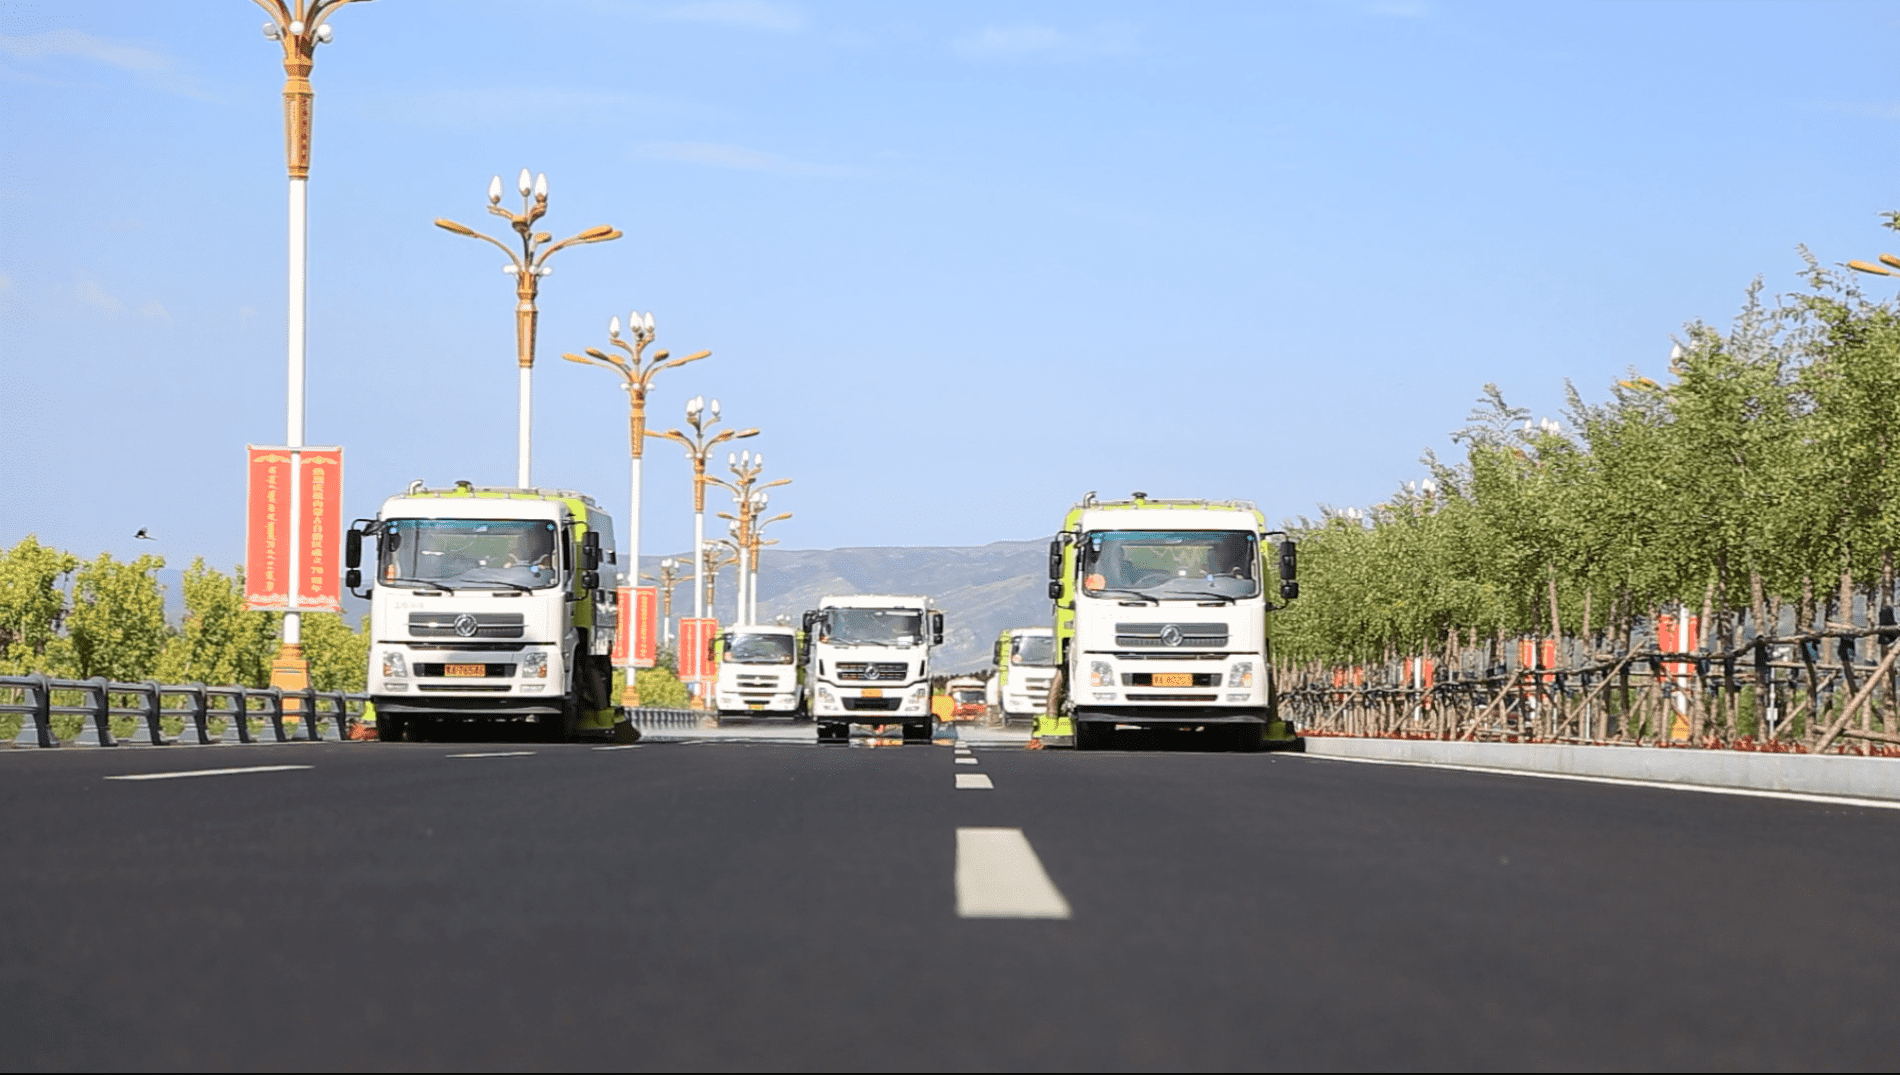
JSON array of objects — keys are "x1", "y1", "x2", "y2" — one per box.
[
  {"x1": 520, "y1": 651, "x2": 548, "y2": 679},
  {"x1": 1228, "y1": 662, "x2": 1254, "y2": 688},
  {"x1": 817, "y1": 687, "x2": 835, "y2": 704},
  {"x1": 1089, "y1": 661, "x2": 1114, "y2": 688},
  {"x1": 382, "y1": 652, "x2": 407, "y2": 678}
]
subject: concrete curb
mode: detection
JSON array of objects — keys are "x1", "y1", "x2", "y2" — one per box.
[{"x1": 1302, "y1": 736, "x2": 1900, "y2": 801}]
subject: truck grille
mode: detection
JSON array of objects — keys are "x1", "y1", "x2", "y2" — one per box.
[
  {"x1": 409, "y1": 612, "x2": 525, "y2": 639},
  {"x1": 843, "y1": 696, "x2": 901, "y2": 711},
  {"x1": 837, "y1": 662, "x2": 908, "y2": 681},
  {"x1": 1114, "y1": 622, "x2": 1228, "y2": 648},
  {"x1": 737, "y1": 675, "x2": 780, "y2": 688}
]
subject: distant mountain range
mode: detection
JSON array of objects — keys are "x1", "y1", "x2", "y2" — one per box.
[
  {"x1": 637, "y1": 540, "x2": 1053, "y2": 674},
  {"x1": 156, "y1": 539, "x2": 1056, "y2": 675}
]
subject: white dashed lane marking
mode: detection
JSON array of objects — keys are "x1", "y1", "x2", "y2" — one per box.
[
  {"x1": 956, "y1": 757, "x2": 980, "y2": 765},
  {"x1": 956, "y1": 828, "x2": 1071, "y2": 919},
  {"x1": 956, "y1": 773, "x2": 993, "y2": 789},
  {"x1": 445, "y1": 751, "x2": 537, "y2": 759},
  {"x1": 106, "y1": 765, "x2": 313, "y2": 782}
]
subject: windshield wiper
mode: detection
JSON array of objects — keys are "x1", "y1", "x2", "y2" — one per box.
[
  {"x1": 1088, "y1": 588, "x2": 1158, "y2": 604},
  {"x1": 410, "y1": 582, "x2": 456, "y2": 593},
  {"x1": 1166, "y1": 590, "x2": 1239, "y2": 603}
]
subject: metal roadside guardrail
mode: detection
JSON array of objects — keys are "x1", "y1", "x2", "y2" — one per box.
[
  {"x1": 1, "y1": 673, "x2": 364, "y2": 748},
  {"x1": 623, "y1": 706, "x2": 707, "y2": 728}
]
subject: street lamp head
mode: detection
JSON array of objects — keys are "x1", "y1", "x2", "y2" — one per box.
[
  {"x1": 710, "y1": 399, "x2": 721, "y2": 419},
  {"x1": 315, "y1": 24, "x2": 334, "y2": 43},
  {"x1": 262, "y1": 21, "x2": 283, "y2": 39},
  {"x1": 488, "y1": 176, "x2": 503, "y2": 205},
  {"x1": 289, "y1": 20, "x2": 306, "y2": 34},
  {"x1": 643, "y1": 311, "x2": 655, "y2": 332},
  {"x1": 534, "y1": 173, "x2": 549, "y2": 200},
  {"x1": 501, "y1": 265, "x2": 519, "y2": 274},
  {"x1": 516, "y1": 169, "x2": 532, "y2": 197},
  {"x1": 609, "y1": 316, "x2": 622, "y2": 339},
  {"x1": 728, "y1": 452, "x2": 737, "y2": 467}
]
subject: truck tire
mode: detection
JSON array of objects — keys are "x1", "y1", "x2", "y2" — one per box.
[
  {"x1": 376, "y1": 713, "x2": 407, "y2": 743},
  {"x1": 542, "y1": 699, "x2": 578, "y2": 743},
  {"x1": 1230, "y1": 721, "x2": 1265, "y2": 753},
  {"x1": 1073, "y1": 717, "x2": 1106, "y2": 752},
  {"x1": 817, "y1": 722, "x2": 848, "y2": 744},
  {"x1": 903, "y1": 721, "x2": 932, "y2": 743}
]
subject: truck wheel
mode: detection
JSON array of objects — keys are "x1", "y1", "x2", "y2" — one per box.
[
  {"x1": 376, "y1": 714, "x2": 407, "y2": 743},
  {"x1": 1074, "y1": 719, "x2": 1105, "y2": 752},
  {"x1": 817, "y1": 722, "x2": 848, "y2": 743},
  {"x1": 1230, "y1": 722, "x2": 1265, "y2": 753},
  {"x1": 543, "y1": 700, "x2": 578, "y2": 743},
  {"x1": 903, "y1": 721, "x2": 932, "y2": 743}
]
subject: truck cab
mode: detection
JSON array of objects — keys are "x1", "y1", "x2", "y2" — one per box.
[
  {"x1": 712, "y1": 625, "x2": 805, "y2": 719},
  {"x1": 802, "y1": 595, "x2": 944, "y2": 743},
  {"x1": 1041, "y1": 492, "x2": 1299, "y2": 751},
  {"x1": 992, "y1": 626, "x2": 1058, "y2": 727},
  {"x1": 349, "y1": 483, "x2": 623, "y2": 743}
]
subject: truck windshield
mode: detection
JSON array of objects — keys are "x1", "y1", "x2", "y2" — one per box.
[
  {"x1": 727, "y1": 633, "x2": 796, "y2": 664},
  {"x1": 1013, "y1": 635, "x2": 1057, "y2": 665},
  {"x1": 822, "y1": 609, "x2": 921, "y2": 646},
  {"x1": 1079, "y1": 530, "x2": 1259, "y2": 600},
  {"x1": 379, "y1": 519, "x2": 561, "y2": 590}
]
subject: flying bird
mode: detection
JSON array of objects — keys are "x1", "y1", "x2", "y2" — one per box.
[{"x1": 134, "y1": 529, "x2": 155, "y2": 540}]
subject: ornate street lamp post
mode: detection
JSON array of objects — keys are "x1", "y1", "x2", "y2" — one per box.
[
  {"x1": 746, "y1": 503, "x2": 794, "y2": 625},
  {"x1": 642, "y1": 557, "x2": 688, "y2": 648},
  {"x1": 710, "y1": 450, "x2": 790, "y2": 627},
  {"x1": 435, "y1": 172, "x2": 620, "y2": 487},
  {"x1": 561, "y1": 311, "x2": 708, "y2": 618},
  {"x1": 649, "y1": 398, "x2": 757, "y2": 620},
  {"x1": 254, "y1": 0, "x2": 370, "y2": 690}
]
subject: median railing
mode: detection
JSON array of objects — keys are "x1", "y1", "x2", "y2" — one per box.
[
  {"x1": 1280, "y1": 624, "x2": 1900, "y2": 756},
  {"x1": 2, "y1": 673, "x2": 365, "y2": 748}
]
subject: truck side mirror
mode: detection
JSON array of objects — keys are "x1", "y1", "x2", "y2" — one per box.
[
  {"x1": 345, "y1": 568, "x2": 362, "y2": 590},
  {"x1": 1047, "y1": 539, "x2": 1062, "y2": 580},
  {"x1": 1048, "y1": 580, "x2": 1062, "y2": 600},
  {"x1": 802, "y1": 609, "x2": 818, "y2": 632},
  {"x1": 931, "y1": 611, "x2": 944, "y2": 645},
  {"x1": 582, "y1": 530, "x2": 602, "y2": 571},
  {"x1": 345, "y1": 528, "x2": 363, "y2": 569},
  {"x1": 581, "y1": 570, "x2": 600, "y2": 591},
  {"x1": 1278, "y1": 539, "x2": 1299, "y2": 600}
]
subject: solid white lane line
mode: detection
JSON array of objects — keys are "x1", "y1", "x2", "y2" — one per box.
[
  {"x1": 956, "y1": 828, "x2": 1071, "y2": 919},
  {"x1": 106, "y1": 765, "x2": 312, "y2": 782},
  {"x1": 1300, "y1": 753, "x2": 1900, "y2": 811},
  {"x1": 956, "y1": 773, "x2": 994, "y2": 789},
  {"x1": 445, "y1": 751, "x2": 537, "y2": 759},
  {"x1": 956, "y1": 757, "x2": 980, "y2": 765},
  {"x1": 592, "y1": 745, "x2": 643, "y2": 751}
]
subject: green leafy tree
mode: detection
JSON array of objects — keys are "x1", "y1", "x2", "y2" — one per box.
[
  {"x1": 56, "y1": 552, "x2": 168, "y2": 682},
  {"x1": 0, "y1": 536, "x2": 78, "y2": 673},
  {"x1": 300, "y1": 612, "x2": 367, "y2": 692},
  {"x1": 154, "y1": 560, "x2": 280, "y2": 688}
]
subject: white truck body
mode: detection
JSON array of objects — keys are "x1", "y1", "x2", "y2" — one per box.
[
  {"x1": 714, "y1": 625, "x2": 803, "y2": 717},
  {"x1": 356, "y1": 485, "x2": 619, "y2": 741},
  {"x1": 802, "y1": 594, "x2": 942, "y2": 735},
  {"x1": 993, "y1": 626, "x2": 1057, "y2": 725}
]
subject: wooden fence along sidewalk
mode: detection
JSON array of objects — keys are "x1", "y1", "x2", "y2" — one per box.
[{"x1": 1279, "y1": 622, "x2": 1900, "y2": 757}]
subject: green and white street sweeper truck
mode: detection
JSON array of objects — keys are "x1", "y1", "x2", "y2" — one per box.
[
  {"x1": 1036, "y1": 492, "x2": 1301, "y2": 751},
  {"x1": 348, "y1": 482, "x2": 630, "y2": 743},
  {"x1": 991, "y1": 626, "x2": 1058, "y2": 727}
]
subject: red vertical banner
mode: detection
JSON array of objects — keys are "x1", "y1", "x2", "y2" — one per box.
[
  {"x1": 299, "y1": 448, "x2": 343, "y2": 613},
  {"x1": 244, "y1": 445, "x2": 343, "y2": 612},
  {"x1": 244, "y1": 447, "x2": 292, "y2": 609},
  {"x1": 679, "y1": 617, "x2": 719, "y2": 680},
  {"x1": 614, "y1": 587, "x2": 634, "y2": 665},
  {"x1": 615, "y1": 586, "x2": 660, "y2": 668},
  {"x1": 633, "y1": 586, "x2": 659, "y2": 669}
]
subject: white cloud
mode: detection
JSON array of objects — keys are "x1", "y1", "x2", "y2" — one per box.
[
  {"x1": 0, "y1": 29, "x2": 211, "y2": 99},
  {"x1": 952, "y1": 22, "x2": 1136, "y2": 60},
  {"x1": 75, "y1": 278, "x2": 121, "y2": 315},
  {"x1": 139, "y1": 300, "x2": 170, "y2": 323},
  {"x1": 642, "y1": 141, "x2": 853, "y2": 177},
  {"x1": 652, "y1": 2, "x2": 805, "y2": 33}
]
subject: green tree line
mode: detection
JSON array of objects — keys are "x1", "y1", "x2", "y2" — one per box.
[
  {"x1": 0, "y1": 538, "x2": 366, "y2": 690},
  {"x1": 1272, "y1": 234, "x2": 1900, "y2": 670}
]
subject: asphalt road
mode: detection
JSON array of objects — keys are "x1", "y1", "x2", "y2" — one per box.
[{"x1": 4, "y1": 724, "x2": 1899, "y2": 1071}]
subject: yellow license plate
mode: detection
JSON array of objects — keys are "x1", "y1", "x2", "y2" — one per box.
[
  {"x1": 444, "y1": 664, "x2": 486, "y2": 677},
  {"x1": 861, "y1": 688, "x2": 884, "y2": 698},
  {"x1": 747, "y1": 702, "x2": 765, "y2": 709},
  {"x1": 1152, "y1": 673, "x2": 1193, "y2": 687}
]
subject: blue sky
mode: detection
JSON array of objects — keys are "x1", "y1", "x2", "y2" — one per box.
[{"x1": 2, "y1": 0, "x2": 1896, "y2": 573}]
